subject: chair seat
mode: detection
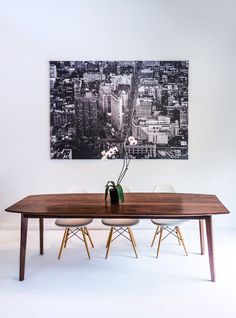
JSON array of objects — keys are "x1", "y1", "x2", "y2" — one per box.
[
  {"x1": 151, "y1": 219, "x2": 187, "y2": 226},
  {"x1": 102, "y1": 218, "x2": 139, "y2": 227},
  {"x1": 55, "y1": 218, "x2": 93, "y2": 228}
]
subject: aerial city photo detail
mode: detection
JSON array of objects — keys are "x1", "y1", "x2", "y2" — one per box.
[{"x1": 50, "y1": 61, "x2": 189, "y2": 159}]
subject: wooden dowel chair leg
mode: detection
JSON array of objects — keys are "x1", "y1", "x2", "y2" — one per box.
[
  {"x1": 64, "y1": 228, "x2": 69, "y2": 248},
  {"x1": 175, "y1": 226, "x2": 181, "y2": 245},
  {"x1": 58, "y1": 229, "x2": 68, "y2": 260},
  {"x1": 84, "y1": 227, "x2": 94, "y2": 248},
  {"x1": 81, "y1": 228, "x2": 91, "y2": 259},
  {"x1": 129, "y1": 227, "x2": 137, "y2": 247},
  {"x1": 106, "y1": 227, "x2": 113, "y2": 248},
  {"x1": 177, "y1": 227, "x2": 188, "y2": 256},
  {"x1": 128, "y1": 227, "x2": 138, "y2": 258},
  {"x1": 156, "y1": 227, "x2": 163, "y2": 258},
  {"x1": 151, "y1": 226, "x2": 160, "y2": 247},
  {"x1": 105, "y1": 227, "x2": 113, "y2": 259}
]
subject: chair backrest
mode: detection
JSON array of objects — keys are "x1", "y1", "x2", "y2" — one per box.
[
  {"x1": 153, "y1": 184, "x2": 175, "y2": 193},
  {"x1": 67, "y1": 186, "x2": 88, "y2": 193}
]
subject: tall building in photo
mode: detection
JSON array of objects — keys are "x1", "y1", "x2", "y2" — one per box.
[
  {"x1": 50, "y1": 64, "x2": 57, "y2": 78},
  {"x1": 51, "y1": 108, "x2": 75, "y2": 128},
  {"x1": 179, "y1": 111, "x2": 188, "y2": 129},
  {"x1": 170, "y1": 120, "x2": 180, "y2": 137},
  {"x1": 110, "y1": 90, "x2": 127, "y2": 130},
  {"x1": 83, "y1": 72, "x2": 105, "y2": 82},
  {"x1": 110, "y1": 74, "x2": 132, "y2": 91},
  {"x1": 50, "y1": 64, "x2": 57, "y2": 89},
  {"x1": 132, "y1": 117, "x2": 170, "y2": 144},
  {"x1": 135, "y1": 97, "x2": 152, "y2": 116},
  {"x1": 140, "y1": 126, "x2": 169, "y2": 144},
  {"x1": 76, "y1": 90, "x2": 98, "y2": 137},
  {"x1": 99, "y1": 83, "x2": 112, "y2": 113},
  {"x1": 74, "y1": 79, "x2": 82, "y2": 100}
]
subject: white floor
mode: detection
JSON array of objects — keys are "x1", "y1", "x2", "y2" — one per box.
[{"x1": 0, "y1": 227, "x2": 236, "y2": 318}]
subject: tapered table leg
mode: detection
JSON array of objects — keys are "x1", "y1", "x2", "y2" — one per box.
[
  {"x1": 19, "y1": 215, "x2": 28, "y2": 281},
  {"x1": 205, "y1": 216, "x2": 216, "y2": 282},
  {"x1": 39, "y1": 218, "x2": 44, "y2": 255},
  {"x1": 199, "y1": 220, "x2": 205, "y2": 255}
]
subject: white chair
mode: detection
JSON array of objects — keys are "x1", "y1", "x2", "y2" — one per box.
[
  {"x1": 102, "y1": 186, "x2": 139, "y2": 259},
  {"x1": 151, "y1": 184, "x2": 188, "y2": 257},
  {"x1": 55, "y1": 186, "x2": 94, "y2": 259}
]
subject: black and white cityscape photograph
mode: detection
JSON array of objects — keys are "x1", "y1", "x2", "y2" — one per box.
[{"x1": 50, "y1": 61, "x2": 189, "y2": 159}]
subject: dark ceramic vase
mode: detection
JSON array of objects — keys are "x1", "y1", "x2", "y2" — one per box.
[{"x1": 110, "y1": 188, "x2": 119, "y2": 204}]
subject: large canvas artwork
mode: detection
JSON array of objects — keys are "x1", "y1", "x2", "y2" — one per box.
[{"x1": 50, "y1": 61, "x2": 189, "y2": 159}]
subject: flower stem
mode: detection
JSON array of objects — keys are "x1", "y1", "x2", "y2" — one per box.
[
  {"x1": 116, "y1": 157, "x2": 126, "y2": 184},
  {"x1": 117, "y1": 157, "x2": 130, "y2": 184}
]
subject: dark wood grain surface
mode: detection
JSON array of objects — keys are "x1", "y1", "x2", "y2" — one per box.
[
  {"x1": 5, "y1": 193, "x2": 229, "y2": 281},
  {"x1": 5, "y1": 193, "x2": 229, "y2": 219}
]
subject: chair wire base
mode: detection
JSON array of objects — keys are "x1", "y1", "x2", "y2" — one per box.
[
  {"x1": 105, "y1": 226, "x2": 138, "y2": 259},
  {"x1": 151, "y1": 225, "x2": 188, "y2": 258},
  {"x1": 58, "y1": 226, "x2": 94, "y2": 260}
]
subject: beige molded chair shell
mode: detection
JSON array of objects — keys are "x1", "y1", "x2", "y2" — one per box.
[
  {"x1": 102, "y1": 186, "x2": 139, "y2": 258},
  {"x1": 151, "y1": 184, "x2": 188, "y2": 257},
  {"x1": 102, "y1": 219, "x2": 139, "y2": 227},
  {"x1": 55, "y1": 218, "x2": 93, "y2": 228},
  {"x1": 55, "y1": 186, "x2": 94, "y2": 259}
]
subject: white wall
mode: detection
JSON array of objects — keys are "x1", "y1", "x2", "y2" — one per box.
[{"x1": 0, "y1": 0, "x2": 235, "y2": 229}]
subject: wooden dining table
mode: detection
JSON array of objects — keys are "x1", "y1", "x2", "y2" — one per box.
[{"x1": 5, "y1": 192, "x2": 229, "y2": 281}]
